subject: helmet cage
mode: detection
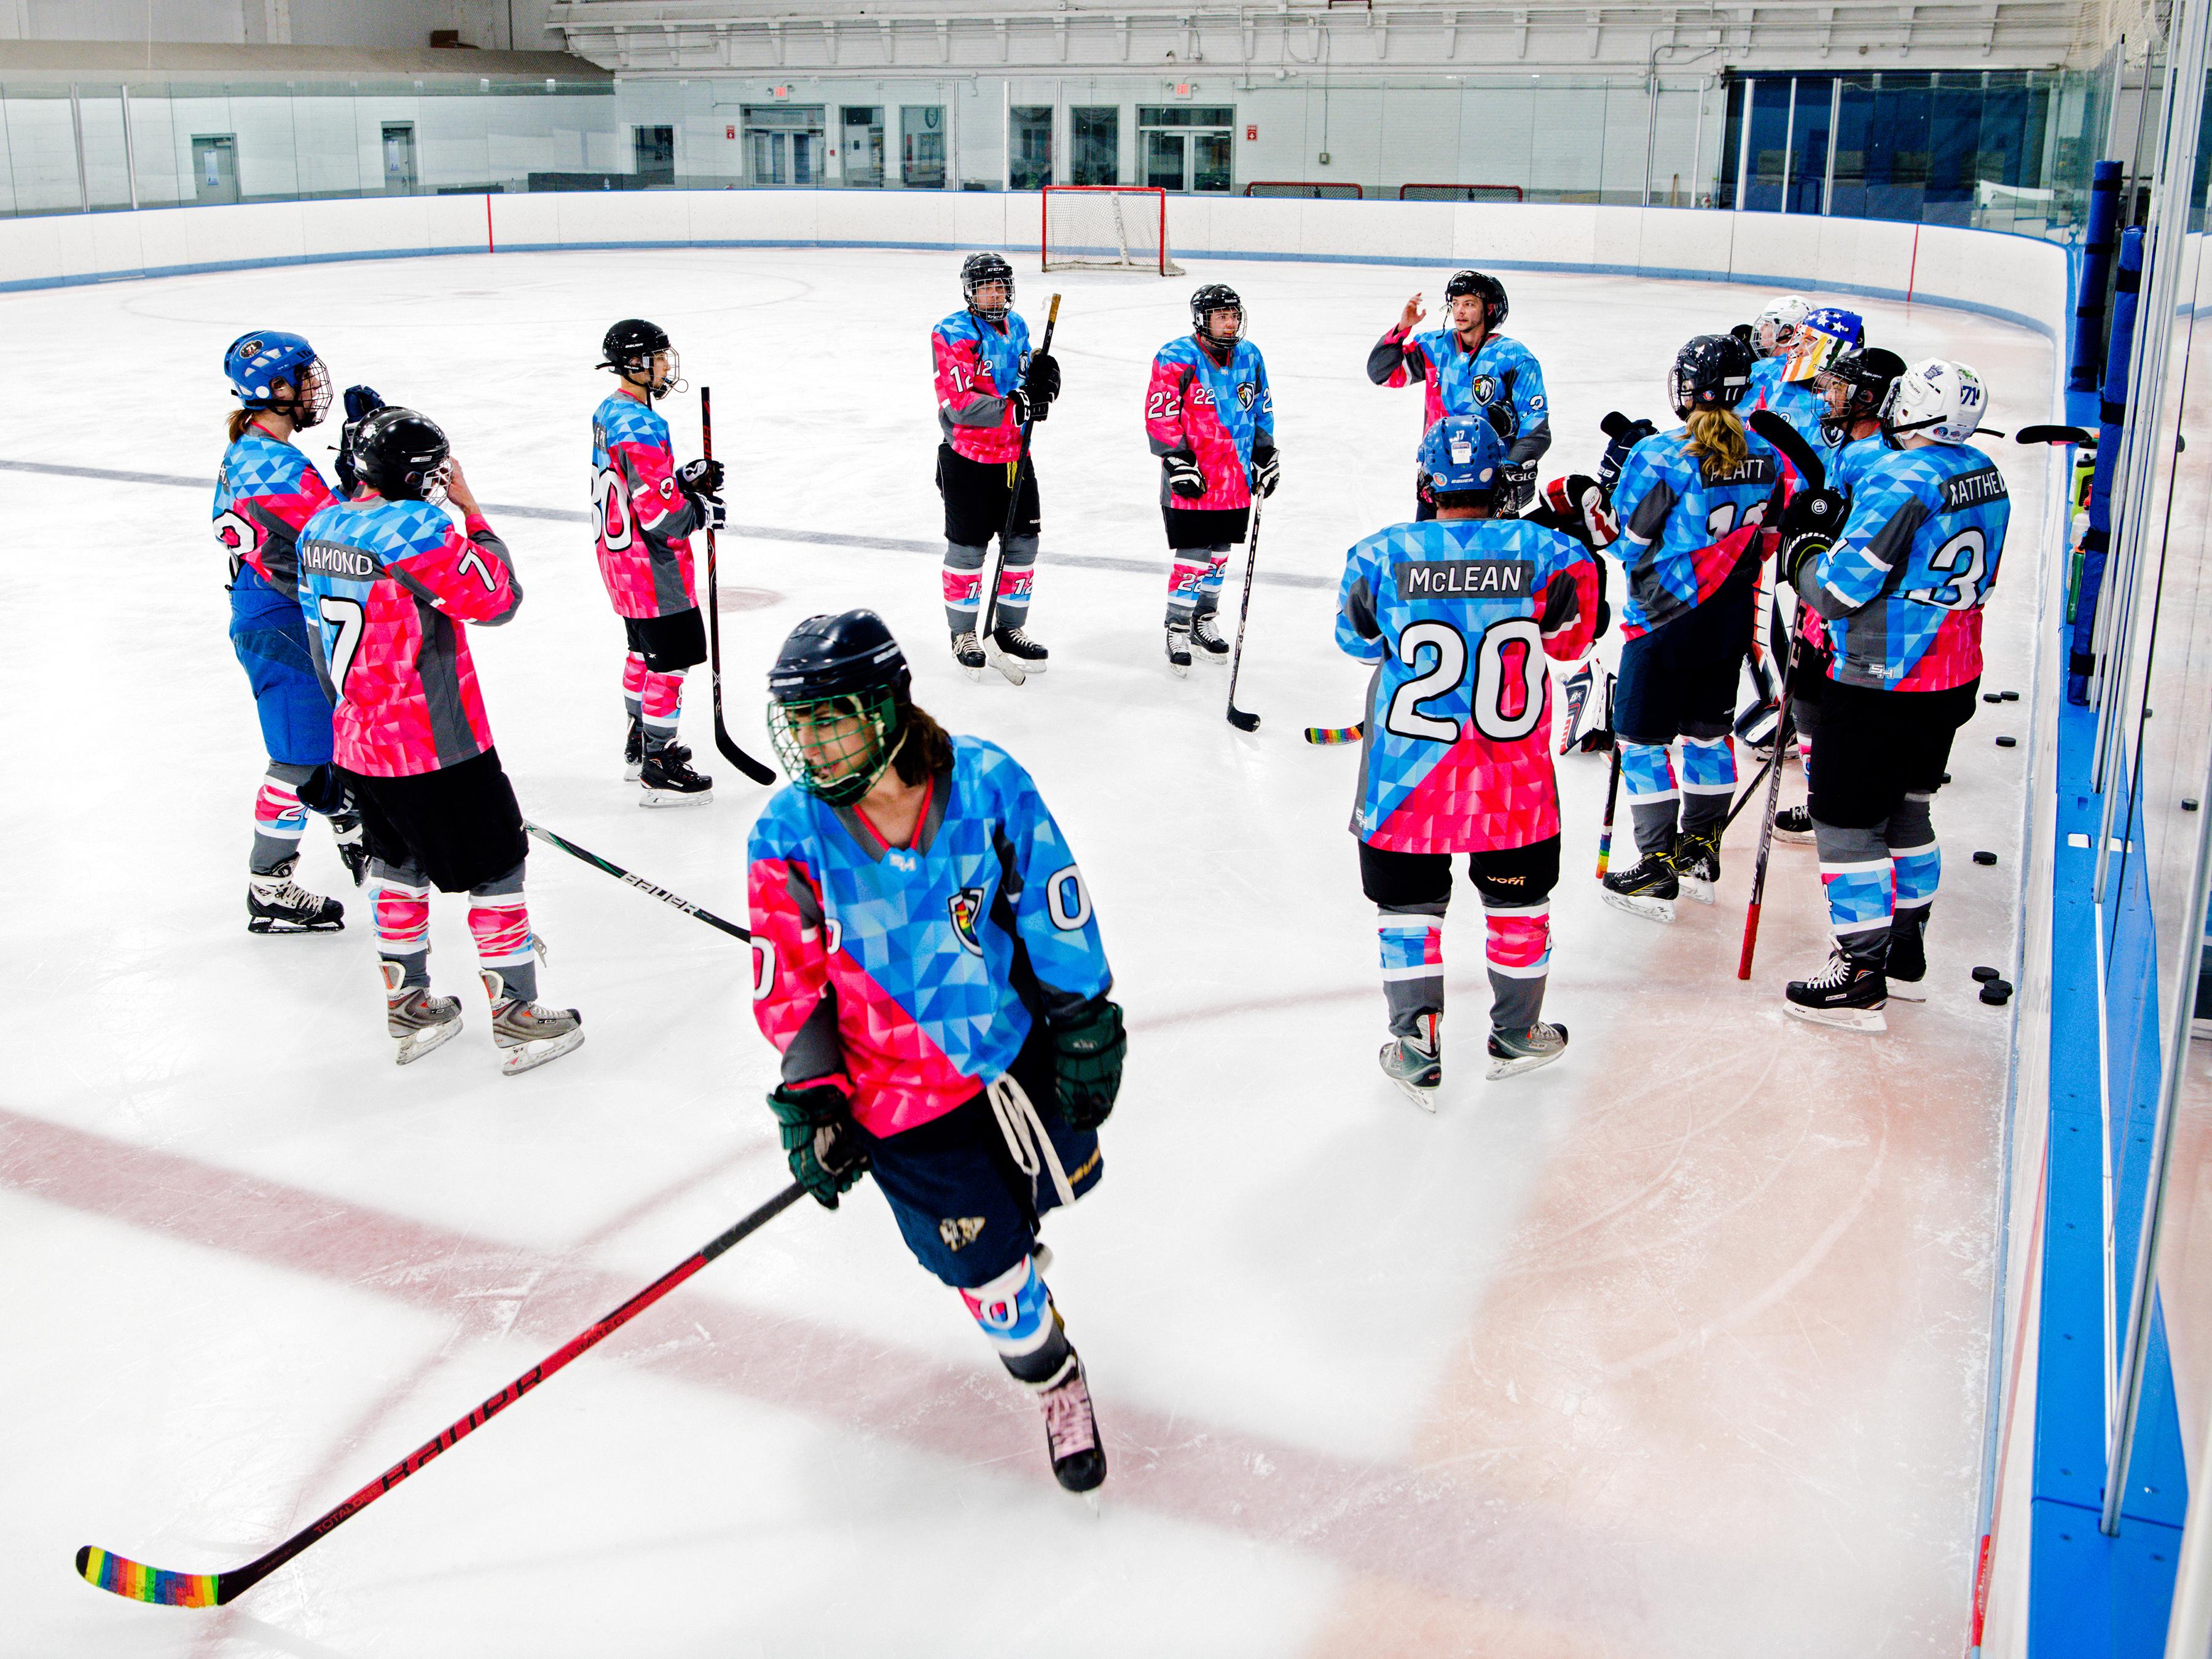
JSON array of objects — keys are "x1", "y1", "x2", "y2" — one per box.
[
  {"x1": 235, "y1": 353, "x2": 334, "y2": 429},
  {"x1": 767, "y1": 687, "x2": 904, "y2": 806},
  {"x1": 963, "y1": 255, "x2": 1016, "y2": 323}
]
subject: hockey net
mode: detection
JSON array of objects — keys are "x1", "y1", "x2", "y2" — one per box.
[
  {"x1": 1398, "y1": 183, "x2": 1526, "y2": 203},
  {"x1": 1040, "y1": 186, "x2": 1185, "y2": 275},
  {"x1": 1244, "y1": 181, "x2": 1363, "y2": 200}
]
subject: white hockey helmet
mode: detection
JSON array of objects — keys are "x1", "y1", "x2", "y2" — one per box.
[
  {"x1": 1753, "y1": 295, "x2": 1812, "y2": 356},
  {"x1": 1881, "y1": 357, "x2": 1989, "y2": 445}
]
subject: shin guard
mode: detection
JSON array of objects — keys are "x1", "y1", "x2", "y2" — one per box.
[
  {"x1": 1484, "y1": 900, "x2": 1551, "y2": 1033},
  {"x1": 960, "y1": 1255, "x2": 1072, "y2": 1388},
  {"x1": 1813, "y1": 819, "x2": 1896, "y2": 965},
  {"x1": 1378, "y1": 906, "x2": 1446, "y2": 1038},
  {"x1": 1618, "y1": 741, "x2": 1681, "y2": 858}
]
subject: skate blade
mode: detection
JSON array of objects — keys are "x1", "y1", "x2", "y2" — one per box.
[
  {"x1": 1885, "y1": 979, "x2": 1928, "y2": 1002},
  {"x1": 1678, "y1": 876, "x2": 1717, "y2": 906},
  {"x1": 1193, "y1": 648, "x2": 1228, "y2": 667},
  {"x1": 1165, "y1": 657, "x2": 1190, "y2": 679},
  {"x1": 1774, "y1": 828, "x2": 1816, "y2": 845},
  {"x1": 248, "y1": 916, "x2": 343, "y2": 935},
  {"x1": 394, "y1": 1018, "x2": 463, "y2": 1067},
  {"x1": 1386, "y1": 1075, "x2": 1440, "y2": 1112},
  {"x1": 500, "y1": 1029, "x2": 587, "y2": 1076},
  {"x1": 1601, "y1": 890, "x2": 1677, "y2": 924},
  {"x1": 959, "y1": 661, "x2": 984, "y2": 683},
  {"x1": 638, "y1": 788, "x2": 713, "y2": 808},
  {"x1": 1784, "y1": 1001, "x2": 1888, "y2": 1033},
  {"x1": 1487, "y1": 1046, "x2": 1567, "y2": 1081}
]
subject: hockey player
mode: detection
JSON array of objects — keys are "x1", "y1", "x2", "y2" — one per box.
[
  {"x1": 748, "y1": 610, "x2": 1124, "y2": 1493},
  {"x1": 1770, "y1": 339, "x2": 1908, "y2": 845},
  {"x1": 1145, "y1": 282, "x2": 1278, "y2": 675},
  {"x1": 933, "y1": 253, "x2": 1061, "y2": 682},
  {"x1": 215, "y1": 331, "x2": 367, "y2": 934},
  {"x1": 1599, "y1": 333, "x2": 1783, "y2": 923},
  {"x1": 590, "y1": 318, "x2": 723, "y2": 805},
  {"x1": 1367, "y1": 270, "x2": 1551, "y2": 516},
  {"x1": 297, "y1": 407, "x2": 584, "y2": 1075},
  {"x1": 1775, "y1": 358, "x2": 2007, "y2": 1027},
  {"x1": 1335, "y1": 415, "x2": 1604, "y2": 1105},
  {"x1": 1743, "y1": 295, "x2": 1813, "y2": 416}
]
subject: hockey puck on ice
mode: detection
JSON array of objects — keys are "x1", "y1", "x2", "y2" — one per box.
[
  {"x1": 2001, "y1": 690, "x2": 2021, "y2": 702},
  {"x1": 2186, "y1": 799, "x2": 2201, "y2": 812},
  {"x1": 1980, "y1": 981, "x2": 2015, "y2": 1006},
  {"x1": 1972, "y1": 850, "x2": 1999, "y2": 866},
  {"x1": 1996, "y1": 735, "x2": 2018, "y2": 748},
  {"x1": 1942, "y1": 773, "x2": 1953, "y2": 785},
  {"x1": 1972, "y1": 966, "x2": 2001, "y2": 982},
  {"x1": 1983, "y1": 692, "x2": 2002, "y2": 704}
]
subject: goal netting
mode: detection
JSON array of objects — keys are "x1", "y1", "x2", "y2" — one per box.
[
  {"x1": 1398, "y1": 183, "x2": 1526, "y2": 203},
  {"x1": 1040, "y1": 186, "x2": 1185, "y2": 275}
]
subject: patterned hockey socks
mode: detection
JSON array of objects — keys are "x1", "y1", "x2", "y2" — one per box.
[
  {"x1": 621, "y1": 651, "x2": 648, "y2": 722},
  {"x1": 1377, "y1": 908, "x2": 1446, "y2": 1037},
  {"x1": 960, "y1": 1254, "x2": 1074, "y2": 1388},
  {"x1": 640, "y1": 668, "x2": 685, "y2": 755},
  {"x1": 1618, "y1": 742, "x2": 1681, "y2": 858},
  {"x1": 1166, "y1": 547, "x2": 1230, "y2": 623},
  {"x1": 371, "y1": 860, "x2": 539, "y2": 1002},
  {"x1": 1678, "y1": 732, "x2": 1736, "y2": 838},
  {"x1": 1484, "y1": 899, "x2": 1552, "y2": 1032},
  {"x1": 249, "y1": 763, "x2": 315, "y2": 876},
  {"x1": 943, "y1": 538, "x2": 1039, "y2": 635},
  {"x1": 1813, "y1": 821, "x2": 1897, "y2": 967}
]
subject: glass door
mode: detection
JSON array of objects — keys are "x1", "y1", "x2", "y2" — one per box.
[
  {"x1": 1072, "y1": 106, "x2": 1119, "y2": 185},
  {"x1": 1145, "y1": 130, "x2": 1186, "y2": 190},
  {"x1": 1194, "y1": 129, "x2": 1233, "y2": 193},
  {"x1": 840, "y1": 106, "x2": 883, "y2": 186},
  {"x1": 901, "y1": 106, "x2": 944, "y2": 187},
  {"x1": 378, "y1": 124, "x2": 414, "y2": 195},
  {"x1": 194, "y1": 133, "x2": 240, "y2": 203}
]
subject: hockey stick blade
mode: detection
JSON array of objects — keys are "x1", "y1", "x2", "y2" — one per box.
[
  {"x1": 1304, "y1": 723, "x2": 1363, "y2": 745},
  {"x1": 699, "y1": 386, "x2": 780, "y2": 786},
  {"x1": 1224, "y1": 491, "x2": 1266, "y2": 730},
  {"x1": 76, "y1": 1181, "x2": 808, "y2": 1609},
  {"x1": 1747, "y1": 409, "x2": 1826, "y2": 493},
  {"x1": 525, "y1": 822, "x2": 750, "y2": 941},
  {"x1": 2015, "y1": 423, "x2": 2095, "y2": 447}
]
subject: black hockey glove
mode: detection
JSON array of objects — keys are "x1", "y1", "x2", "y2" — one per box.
[
  {"x1": 699, "y1": 497, "x2": 728, "y2": 532},
  {"x1": 1046, "y1": 997, "x2": 1126, "y2": 1131},
  {"x1": 1250, "y1": 441, "x2": 1281, "y2": 499},
  {"x1": 1500, "y1": 460, "x2": 1538, "y2": 516},
  {"x1": 1596, "y1": 413, "x2": 1657, "y2": 504},
  {"x1": 1006, "y1": 386, "x2": 1035, "y2": 427},
  {"x1": 1164, "y1": 450, "x2": 1207, "y2": 500},
  {"x1": 1023, "y1": 350, "x2": 1061, "y2": 409},
  {"x1": 767, "y1": 1082, "x2": 868, "y2": 1209},
  {"x1": 1532, "y1": 474, "x2": 1618, "y2": 550},
  {"x1": 344, "y1": 384, "x2": 385, "y2": 423},
  {"x1": 1776, "y1": 487, "x2": 1848, "y2": 586},
  {"x1": 678, "y1": 457, "x2": 725, "y2": 501}
]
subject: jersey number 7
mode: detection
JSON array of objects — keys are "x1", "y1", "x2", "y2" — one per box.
[
  {"x1": 316, "y1": 595, "x2": 366, "y2": 699},
  {"x1": 1385, "y1": 617, "x2": 1547, "y2": 744}
]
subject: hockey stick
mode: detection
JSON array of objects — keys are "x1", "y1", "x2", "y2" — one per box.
[
  {"x1": 76, "y1": 1179, "x2": 808, "y2": 1609},
  {"x1": 1595, "y1": 673, "x2": 1623, "y2": 878},
  {"x1": 1747, "y1": 409, "x2": 1827, "y2": 495},
  {"x1": 1225, "y1": 491, "x2": 1266, "y2": 731},
  {"x1": 2016, "y1": 423, "x2": 2095, "y2": 447},
  {"x1": 1304, "y1": 722, "x2": 1363, "y2": 745},
  {"x1": 976, "y1": 293, "x2": 1062, "y2": 683},
  {"x1": 525, "y1": 821, "x2": 750, "y2": 942},
  {"x1": 699, "y1": 387, "x2": 778, "y2": 786}
]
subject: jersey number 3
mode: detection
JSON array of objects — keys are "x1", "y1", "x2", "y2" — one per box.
[{"x1": 1385, "y1": 617, "x2": 1545, "y2": 744}]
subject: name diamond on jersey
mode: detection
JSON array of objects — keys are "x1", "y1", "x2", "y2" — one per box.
[
  {"x1": 299, "y1": 541, "x2": 379, "y2": 580},
  {"x1": 1940, "y1": 468, "x2": 2009, "y2": 510},
  {"x1": 1392, "y1": 558, "x2": 1534, "y2": 598}
]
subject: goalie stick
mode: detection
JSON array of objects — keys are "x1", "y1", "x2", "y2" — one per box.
[
  {"x1": 525, "y1": 821, "x2": 750, "y2": 941},
  {"x1": 699, "y1": 386, "x2": 779, "y2": 786},
  {"x1": 1225, "y1": 490, "x2": 1266, "y2": 731},
  {"x1": 977, "y1": 293, "x2": 1062, "y2": 686},
  {"x1": 76, "y1": 1180, "x2": 808, "y2": 1609}
]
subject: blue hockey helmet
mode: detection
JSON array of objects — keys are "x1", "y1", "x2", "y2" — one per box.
[
  {"x1": 766, "y1": 610, "x2": 913, "y2": 804},
  {"x1": 1419, "y1": 413, "x2": 1507, "y2": 499},
  {"x1": 223, "y1": 330, "x2": 332, "y2": 427},
  {"x1": 1784, "y1": 307, "x2": 1867, "y2": 385}
]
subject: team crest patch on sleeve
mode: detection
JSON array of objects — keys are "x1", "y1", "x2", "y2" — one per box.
[
  {"x1": 939, "y1": 1215, "x2": 987, "y2": 1250},
  {"x1": 948, "y1": 885, "x2": 986, "y2": 954},
  {"x1": 1237, "y1": 382, "x2": 1257, "y2": 409}
]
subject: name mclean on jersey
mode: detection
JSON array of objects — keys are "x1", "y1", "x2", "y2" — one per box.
[{"x1": 1392, "y1": 558, "x2": 1535, "y2": 598}]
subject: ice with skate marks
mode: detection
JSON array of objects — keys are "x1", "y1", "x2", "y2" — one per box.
[{"x1": 1601, "y1": 888, "x2": 1677, "y2": 925}]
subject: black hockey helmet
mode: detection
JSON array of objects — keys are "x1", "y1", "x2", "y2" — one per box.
[
  {"x1": 351, "y1": 407, "x2": 451, "y2": 503},
  {"x1": 1190, "y1": 281, "x2": 1246, "y2": 345},
  {"x1": 1820, "y1": 344, "x2": 1908, "y2": 444},
  {"x1": 599, "y1": 318, "x2": 683, "y2": 398},
  {"x1": 1669, "y1": 332, "x2": 1755, "y2": 416},
  {"x1": 766, "y1": 610, "x2": 914, "y2": 804},
  {"x1": 1445, "y1": 269, "x2": 1508, "y2": 331},
  {"x1": 962, "y1": 252, "x2": 1016, "y2": 322}
]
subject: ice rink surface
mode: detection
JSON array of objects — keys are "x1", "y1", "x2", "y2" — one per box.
[{"x1": 0, "y1": 245, "x2": 2050, "y2": 1657}]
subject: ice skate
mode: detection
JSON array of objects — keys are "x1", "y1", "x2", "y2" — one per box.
[
  {"x1": 1488, "y1": 1019, "x2": 1569, "y2": 1081},
  {"x1": 622, "y1": 715, "x2": 645, "y2": 781},
  {"x1": 990, "y1": 625, "x2": 1049, "y2": 675},
  {"x1": 1601, "y1": 848, "x2": 1679, "y2": 924},
  {"x1": 1785, "y1": 950, "x2": 1888, "y2": 1032},
  {"x1": 1035, "y1": 1354, "x2": 1107, "y2": 1496},
  {"x1": 1190, "y1": 612, "x2": 1230, "y2": 663},
  {"x1": 330, "y1": 806, "x2": 370, "y2": 887},
  {"x1": 1673, "y1": 829, "x2": 1721, "y2": 905},
  {"x1": 1885, "y1": 912, "x2": 1929, "y2": 1002},
  {"x1": 638, "y1": 743, "x2": 713, "y2": 807},
  {"x1": 1378, "y1": 1011, "x2": 1441, "y2": 1110},
  {"x1": 482, "y1": 970, "x2": 586, "y2": 1075},
  {"x1": 950, "y1": 630, "x2": 987, "y2": 682},
  {"x1": 382, "y1": 960, "x2": 462, "y2": 1066},
  {"x1": 1773, "y1": 804, "x2": 1816, "y2": 845},
  {"x1": 247, "y1": 857, "x2": 345, "y2": 933},
  {"x1": 1164, "y1": 622, "x2": 1193, "y2": 678}
]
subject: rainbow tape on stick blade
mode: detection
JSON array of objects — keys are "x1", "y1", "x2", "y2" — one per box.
[
  {"x1": 77, "y1": 1546, "x2": 222, "y2": 1607},
  {"x1": 1303, "y1": 723, "x2": 1363, "y2": 746}
]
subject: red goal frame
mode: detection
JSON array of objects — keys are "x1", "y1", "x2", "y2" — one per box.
[{"x1": 1040, "y1": 184, "x2": 1175, "y2": 275}]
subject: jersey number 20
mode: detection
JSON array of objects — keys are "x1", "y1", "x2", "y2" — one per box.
[
  {"x1": 1385, "y1": 617, "x2": 1545, "y2": 744},
  {"x1": 592, "y1": 467, "x2": 633, "y2": 551}
]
